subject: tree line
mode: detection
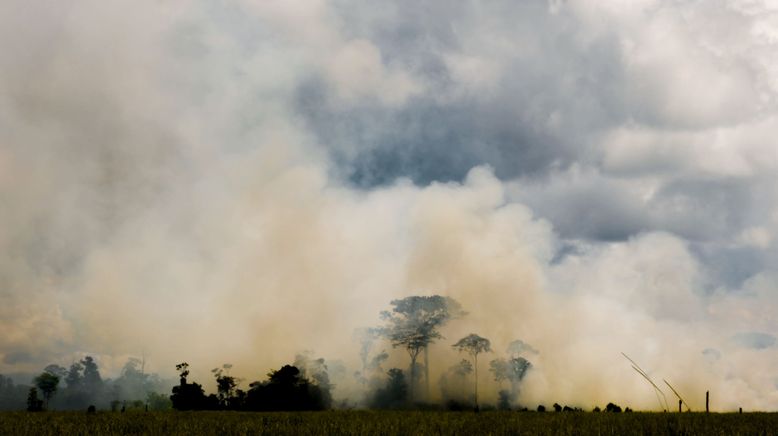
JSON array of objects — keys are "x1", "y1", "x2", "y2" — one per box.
[
  {"x1": 2, "y1": 294, "x2": 536, "y2": 412},
  {"x1": 0, "y1": 356, "x2": 171, "y2": 412}
]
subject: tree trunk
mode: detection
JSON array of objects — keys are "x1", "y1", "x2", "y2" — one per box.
[
  {"x1": 474, "y1": 354, "x2": 478, "y2": 409},
  {"x1": 424, "y1": 346, "x2": 430, "y2": 400},
  {"x1": 409, "y1": 355, "x2": 416, "y2": 403}
]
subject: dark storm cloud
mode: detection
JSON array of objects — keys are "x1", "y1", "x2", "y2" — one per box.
[{"x1": 300, "y1": 0, "x2": 627, "y2": 186}]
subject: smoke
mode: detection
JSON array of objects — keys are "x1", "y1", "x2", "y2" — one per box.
[{"x1": 1, "y1": 0, "x2": 778, "y2": 411}]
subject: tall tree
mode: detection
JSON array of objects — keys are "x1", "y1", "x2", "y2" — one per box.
[
  {"x1": 489, "y1": 356, "x2": 532, "y2": 397},
  {"x1": 80, "y1": 356, "x2": 102, "y2": 392},
  {"x1": 212, "y1": 364, "x2": 240, "y2": 409},
  {"x1": 33, "y1": 372, "x2": 59, "y2": 409},
  {"x1": 65, "y1": 362, "x2": 83, "y2": 390},
  {"x1": 44, "y1": 365, "x2": 67, "y2": 379},
  {"x1": 171, "y1": 362, "x2": 209, "y2": 410},
  {"x1": 452, "y1": 333, "x2": 491, "y2": 409},
  {"x1": 379, "y1": 295, "x2": 464, "y2": 402}
]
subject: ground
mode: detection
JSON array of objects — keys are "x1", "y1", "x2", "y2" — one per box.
[{"x1": 1, "y1": 410, "x2": 777, "y2": 435}]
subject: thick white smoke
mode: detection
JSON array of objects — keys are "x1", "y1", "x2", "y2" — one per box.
[{"x1": 1, "y1": 0, "x2": 777, "y2": 411}]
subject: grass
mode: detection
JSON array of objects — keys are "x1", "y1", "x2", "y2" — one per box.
[{"x1": 1, "y1": 410, "x2": 778, "y2": 436}]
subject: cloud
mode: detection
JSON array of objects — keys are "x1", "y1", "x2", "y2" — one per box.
[{"x1": 732, "y1": 332, "x2": 777, "y2": 350}]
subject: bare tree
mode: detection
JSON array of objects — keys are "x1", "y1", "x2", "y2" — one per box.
[{"x1": 452, "y1": 333, "x2": 491, "y2": 408}]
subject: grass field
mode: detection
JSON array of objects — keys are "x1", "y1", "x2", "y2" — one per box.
[{"x1": 1, "y1": 411, "x2": 777, "y2": 436}]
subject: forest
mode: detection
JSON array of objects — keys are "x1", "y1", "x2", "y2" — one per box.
[{"x1": 1, "y1": 295, "x2": 545, "y2": 413}]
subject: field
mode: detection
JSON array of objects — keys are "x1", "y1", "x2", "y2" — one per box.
[{"x1": 2, "y1": 411, "x2": 778, "y2": 436}]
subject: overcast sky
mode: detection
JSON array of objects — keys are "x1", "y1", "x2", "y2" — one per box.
[{"x1": 2, "y1": 0, "x2": 778, "y2": 409}]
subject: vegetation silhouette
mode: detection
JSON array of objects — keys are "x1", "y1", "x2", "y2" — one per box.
[
  {"x1": 0, "y1": 295, "x2": 548, "y2": 413},
  {"x1": 453, "y1": 333, "x2": 492, "y2": 409},
  {"x1": 378, "y1": 295, "x2": 464, "y2": 402},
  {"x1": 33, "y1": 372, "x2": 59, "y2": 410},
  {"x1": 369, "y1": 368, "x2": 409, "y2": 409},
  {"x1": 244, "y1": 364, "x2": 330, "y2": 411},
  {"x1": 170, "y1": 362, "x2": 214, "y2": 410},
  {"x1": 26, "y1": 388, "x2": 43, "y2": 412}
]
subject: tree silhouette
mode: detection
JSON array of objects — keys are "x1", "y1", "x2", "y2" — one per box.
[
  {"x1": 379, "y1": 295, "x2": 464, "y2": 401},
  {"x1": 170, "y1": 362, "x2": 210, "y2": 410},
  {"x1": 212, "y1": 364, "x2": 240, "y2": 409},
  {"x1": 245, "y1": 365, "x2": 330, "y2": 411},
  {"x1": 44, "y1": 365, "x2": 67, "y2": 379},
  {"x1": 33, "y1": 372, "x2": 59, "y2": 409},
  {"x1": 489, "y1": 356, "x2": 531, "y2": 398},
  {"x1": 0, "y1": 375, "x2": 27, "y2": 410},
  {"x1": 26, "y1": 388, "x2": 43, "y2": 412},
  {"x1": 80, "y1": 356, "x2": 102, "y2": 392},
  {"x1": 452, "y1": 333, "x2": 491, "y2": 409},
  {"x1": 369, "y1": 368, "x2": 408, "y2": 409},
  {"x1": 65, "y1": 362, "x2": 83, "y2": 390}
]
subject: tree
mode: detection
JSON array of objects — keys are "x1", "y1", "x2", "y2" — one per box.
[
  {"x1": 65, "y1": 362, "x2": 83, "y2": 390},
  {"x1": 44, "y1": 365, "x2": 67, "y2": 379},
  {"x1": 80, "y1": 356, "x2": 102, "y2": 392},
  {"x1": 114, "y1": 357, "x2": 154, "y2": 404},
  {"x1": 452, "y1": 333, "x2": 491, "y2": 408},
  {"x1": 212, "y1": 364, "x2": 240, "y2": 409},
  {"x1": 293, "y1": 353, "x2": 332, "y2": 408},
  {"x1": 379, "y1": 295, "x2": 464, "y2": 401},
  {"x1": 369, "y1": 368, "x2": 408, "y2": 409},
  {"x1": 0, "y1": 374, "x2": 28, "y2": 411},
  {"x1": 170, "y1": 362, "x2": 210, "y2": 410},
  {"x1": 506, "y1": 339, "x2": 538, "y2": 358},
  {"x1": 245, "y1": 365, "x2": 330, "y2": 411},
  {"x1": 489, "y1": 357, "x2": 532, "y2": 399},
  {"x1": 26, "y1": 388, "x2": 43, "y2": 412},
  {"x1": 146, "y1": 391, "x2": 172, "y2": 410},
  {"x1": 34, "y1": 372, "x2": 60, "y2": 409}
]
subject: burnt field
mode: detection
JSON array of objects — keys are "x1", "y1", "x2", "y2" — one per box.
[{"x1": 2, "y1": 411, "x2": 777, "y2": 436}]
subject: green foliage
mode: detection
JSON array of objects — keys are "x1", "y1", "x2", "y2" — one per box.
[{"x1": 33, "y1": 372, "x2": 60, "y2": 408}]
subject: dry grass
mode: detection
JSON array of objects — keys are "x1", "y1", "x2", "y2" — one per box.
[{"x1": 2, "y1": 410, "x2": 778, "y2": 436}]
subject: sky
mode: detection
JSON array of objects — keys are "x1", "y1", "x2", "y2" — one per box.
[{"x1": 1, "y1": 0, "x2": 778, "y2": 410}]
